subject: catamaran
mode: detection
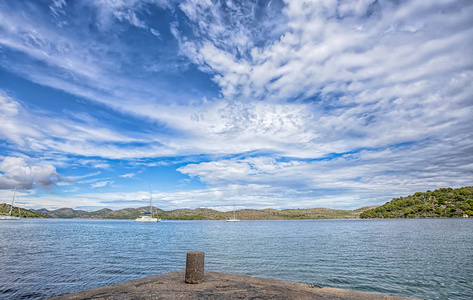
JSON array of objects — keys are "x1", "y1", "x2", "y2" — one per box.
[
  {"x1": 135, "y1": 185, "x2": 161, "y2": 222},
  {"x1": 0, "y1": 187, "x2": 21, "y2": 220},
  {"x1": 226, "y1": 202, "x2": 240, "y2": 222}
]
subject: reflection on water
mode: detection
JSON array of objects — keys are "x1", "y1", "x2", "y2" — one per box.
[{"x1": 0, "y1": 218, "x2": 472, "y2": 299}]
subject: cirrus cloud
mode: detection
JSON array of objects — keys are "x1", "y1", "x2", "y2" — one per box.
[{"x1": 0, "y1": 0, "x2": 471, "y2": 210}]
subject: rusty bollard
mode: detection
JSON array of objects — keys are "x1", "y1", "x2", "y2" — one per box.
[{"x1": 185, "y1": 251, "x2": 205, "y2": 284}]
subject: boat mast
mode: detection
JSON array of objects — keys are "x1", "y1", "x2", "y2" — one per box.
[
  {"x1": 150, "y1": 184, "x2": 153, "y2": 217},
  {"x1": 8, "y1": 187, "x2": 17, "y2": 216}
]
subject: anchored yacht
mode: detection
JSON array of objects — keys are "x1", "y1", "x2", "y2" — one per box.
[
  {"x1": 0, "y1": 187, "x2": 21, "y2": 220},
  {"x1": 226, "y1": 202, "x2": 240, "y2": 222},
  {"x1": 135, "y1": 186, "x2": 161, "y2": 222}
]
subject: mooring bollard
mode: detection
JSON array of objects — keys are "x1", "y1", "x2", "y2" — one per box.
[{"x1": 185, "y1": 251, "x2": 205, "y2": 284}]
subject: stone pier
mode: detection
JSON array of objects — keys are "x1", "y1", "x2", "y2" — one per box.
[
  {"x1": 51, "y1": 271, "x2": 419, "y2": 300},
  {"x1": 50, "y1": 251, "x2": 417, "y2": 300}
]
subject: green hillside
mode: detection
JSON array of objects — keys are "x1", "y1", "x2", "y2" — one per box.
[
  {"x1": 0, "y1": 203, "x2": 49, "y2": 218},
  {"x1": 13, "y1": 186, "x2": 473, "y2": 220},
  {"x1": 160, "y1": 207, "x2": 374, "y2": 220},
  {"x1": 33, "y1": 206, "x2": 375, "y2": 220},
  {"x1": 32, "y1": 206, "x2": 163, "y2": 219},
  {"x1": 360, "y1": 186, "x2": 473, "y2": 219}
]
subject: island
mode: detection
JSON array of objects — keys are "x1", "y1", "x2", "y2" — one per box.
[
  {"x1": 3, "y1": 186, "x2": 472, "y2": 220},
  {"x1": 361, "y1": 186, "x2": 473, "y2": 218}
]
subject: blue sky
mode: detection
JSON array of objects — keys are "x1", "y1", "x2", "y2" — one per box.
[{"x1": 0, "y1": 0, "x2": 472, "y2": 211}]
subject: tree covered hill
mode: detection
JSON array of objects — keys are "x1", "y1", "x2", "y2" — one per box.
[
  {"x1": 360, "y1": 186, "x2": 473, "y2": 219},
  {"x1": 31, "y1": 206, "x2": 163, "y2": 219},
  {"x1": 30, "y1": 206, "x2": 375, "y2": 220},
  {"x1": 7, "y1": 186, "x2": 473, "y2": 220},
  {"x1": 0, "y1": 203, "x2": 48, "y2": 218},
  {"x1": 160, "y1": 206, "x2": 377, "y2": 220}
]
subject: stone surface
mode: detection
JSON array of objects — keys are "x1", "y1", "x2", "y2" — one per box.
[
  {"x1": 185, "y1": 251, "x2": 205, "y2": 284},
  {"x1": 50, "y1": 270, "x2": 418, "y2": 300}
]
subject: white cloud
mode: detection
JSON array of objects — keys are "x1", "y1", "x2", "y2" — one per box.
[
  {"x1": 0, "y1": 156, "x2": 68, "y2": 190},
  {"x1": 2, "y1": 1, "x2": 471, "y2": 161},
  {"x1": 14, "y1": 192, "x2": 107, "y2": 210},
  {"x1": 69, "y1": 171, "x2": 101, "y2": 180},
  {"x1": 177, "y1": 134, "x2": 473, "y2": 209},
  {"x1": 90, "y1": 0, "x2": 172, "y2": 29},
  {"x1": 176, "y1": 0, "x2": 473, "y2": 104},
  {"x1": 150, "y1": 28, "x2": 161, "y2": 38},
  {"x1": 90, "y1": 180, "x2": 114, "y2": 188},
  {"x1": 49, "y1": 0, "x2": 66, "y2": 17},
  {"x1": 113, "y1": 10, "x2": 147, "y2": 28},
  {"x1": 119, "y1": 173, "x2": 136, "y2": 178},
  {"x1": 169, "y1": 0, "x2": 473, "y2": 158},
  {"x1": 0, "y1": 1, "x2": 471, "y2": 209},
  {"x1": 0, "y1": 92, "x2": 177, "y2": 160},
  {"x1": 0, "y1": 92, "x2": 43, "y2": 146}
]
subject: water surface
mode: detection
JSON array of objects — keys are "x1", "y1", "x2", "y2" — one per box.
[{"x1": 0, "y1": 218, "x2": 472, "y2": 299}]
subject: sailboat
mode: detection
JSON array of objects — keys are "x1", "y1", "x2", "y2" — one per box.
[
  {"x1": 0, "y1": 187, "x2": 21, "y2": 220},
  {"x1": 135, "y1": 185, "x2": 161, "y2": 222},
  {"x1": 226, "y1": 202, "x2": 240, "y2": 222}
]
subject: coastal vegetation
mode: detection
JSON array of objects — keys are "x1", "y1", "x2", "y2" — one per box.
[
  {"x1": 161, "y1": 207, "x2": 375, "y2": 220},
  {"x1": 5, "y1": 186, "x2": 472, "y2": 220},
  {"x1": 26, "y1": 206, "x2": 375, "y2": 220},
  {"x1": 0, "y1": 203, "x2": 48, "y2": 218},
  {"x1": 360, "y1": 186, "x2": 473, "y2": 218}
]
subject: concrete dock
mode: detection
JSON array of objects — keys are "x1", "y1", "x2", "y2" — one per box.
[{"x1": 50, "y1": 270, "x2": 416, "y2": 300}]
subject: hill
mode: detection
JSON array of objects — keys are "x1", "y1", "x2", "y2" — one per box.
[
  {"x1": 14, "y1": 186, "x2": 473, "y2": 220},
  {"x1": 31, "y1": 206, "x2": 162, "y2": 219},
  {"x1": 0, "y1": 203, "x2": 49, "y2": 218},
  {"x1": 39, "y1": 207, "x2": 89, "y2": 218},
  {"x1": 360, "y1": 186, "x2": 473, "y2": 218},
  {"x1": 32, "y1": 206, "x2": 375, "y2": 220}
]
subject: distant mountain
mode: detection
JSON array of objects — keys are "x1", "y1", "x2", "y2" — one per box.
[
  {"x1": 360, "y1": 186, "x2": 473, "y2": 219},
  {"x1": 13, "y1": 187, "x2": 473, "y2": 220},
  {"x1": 31, "y1": 206, "x2": 152, "y2": 219},
  {"x1": 31, "y1": 206, "x2": 374, "y2": 220},
  {"x1": 34, "y1": 207, "x2": 89, "y2": 218},
  {"x1": 0, "y1": 203, "x2": 48, "y2": 218}
]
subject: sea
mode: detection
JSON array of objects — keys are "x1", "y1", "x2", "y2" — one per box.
[{"x1": 0, "y1": 218, "x2": 472, "y2": 299}]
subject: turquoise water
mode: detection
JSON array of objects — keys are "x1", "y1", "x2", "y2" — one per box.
[{"x1": 0, "y1": 218, "x2": 472, "y2": 299}]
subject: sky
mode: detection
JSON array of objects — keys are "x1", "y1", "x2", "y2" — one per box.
[{"x1": 0, "y1": 0, "x2": 472, "y2": 212}]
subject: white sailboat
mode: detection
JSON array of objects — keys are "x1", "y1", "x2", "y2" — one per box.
[
  {"x1": 135, "y1": 185, "x2": 161, "y2": 222},
  {"x1": 226, "y1": 202, "x2": 240, "y2": 222},
  {"x1": 0, "y1": 187, "x2": 21, "y2": 220}
]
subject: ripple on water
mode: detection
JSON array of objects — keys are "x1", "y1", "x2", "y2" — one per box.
[{"x1": 0, "y1": 219, "x2": 472, "y2": 299}]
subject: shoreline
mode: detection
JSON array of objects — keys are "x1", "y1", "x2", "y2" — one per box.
[{"x1": 10, "y1": 216, "x2": 471, "y2": 221}]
